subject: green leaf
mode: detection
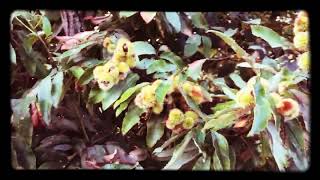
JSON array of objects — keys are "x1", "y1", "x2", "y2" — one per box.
[
  {"x1": 11, "y1": 97, "x2": 35, "y2": 120},
  {"x1": 286, "y1": 119, "x2": 305, "y2": 152},
  {"x1": 267, "y1": 122, "x2": 289, "y2": 171},
  {"x1": 186, "y1": 59, "x2": 206, "y2": 81},
  {"x1": 115, "y1": 100, "x2": 130, "y2": 117},
  {"x1": 163, "y1": 131, "x2": 193, "y2": 169},
  {"x1": 193, "y1": 155, "x2": 211, "y2": 170},
  {"x1": 132, "y1": 41, "x2": 156, "y2": 56},
  {"x1": 207, "y1": 29, "x2": 248, "y2": 58},
  {"x1": 147, "y1": 60, "x2": 176, "y2": 74},
  {"x1": 114, "y1": 82, "x2": 149, "y2": 109},
  {"x1": 136, "y1": 58, "x2": 154, "y2": 69},
  {"x1": 119, "y1": 11, "x2": 138, "y2": 18},
  {"x1": 37, "y1": 75, "x2": 52, "y2": 125},
  {"x1": 179, "y1": 87, "x2": 206, "y2": 119},
  {"x1": 165, "y1": 12, "x2": 181, "y2": 32},
  {"x1": 88, "y1": 88, "x2": 107, "y2": 104},
  {"x1": 247, "y1": 78, "x2": 272, "y2": 136},
  {"x1": 51, "y1": 71, "x2": 64, "y2": 108},
  {"x1": 78, "y1": 67, "x2": 94, "y2": 86},
  {"x1": 203, "y1": 112, "x2": 237, "y2": 131},
  {"x1": 155, "y1": 80, "x2": 172, "y2": 104},
  {"x1": 184, "y1": 34, "x2": 201, "y2": 57},
  {"x1": 121, "y1": 105, "x2": 145, "y2": 135},
  {"x1": 58, "y1": 41, "x2": 95, "y2": 61},
  {"x1": 69, "y1": 66, "x2": 85, "y2": 79},
  {"x1": 211, "y1": 131, "x2": 230, "y2": 170},
  {"x1": 42, "y1": 16, "x2": 52, "y2": 37},
  {"x1": 189, "y1": 12, "x2": 208, "y2": 29},
  {"x1": 102, "y1": 73, "x2": 139, "y2": 110},
  {"x1": 212, "y1": 100, "x2": 236, "y2": 113},
  {"x1": 229, "y1": 73, "x2": 246, "y2": 89},
  {"x1": 201, "y1": 36, "x2": 213, "y2": 58},
  {"x1": 10, "y1": 44, "x2": 16, "y2": 64},
  {"x1": 160, "y1": 51, "x2": 184, "y2": 69},
  {"x1": 251, "y1": 25, "x2": 292, "y2": 49},
  {"x1": 146, "y1": 116, "x2": 165, "y2": 148}
]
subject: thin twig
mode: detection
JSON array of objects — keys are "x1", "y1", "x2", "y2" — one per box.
[
  {"x1": 15, "y1": 17, "x2": 54, "y2": 64},
  {"x1": 72, "y1": 95, "x2": 90, "y2": 143}
]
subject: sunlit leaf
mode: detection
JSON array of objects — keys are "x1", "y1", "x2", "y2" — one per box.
[
  {"x1": 69, "y1": 66, "x2": 84, "y2": 79},
  {"x1": 10, "y1": 43, "x2": 16, "y2": 64},
  {"x1": 147, "y1": 60, "x2": 176, "y2": 74},
  {"x1": 229, "y1": 73, "x2": 246, "y2": 89},
  {"x1": 186, "y1": 59, "x2": 206, "y2": 81},
  {"x1": 51, "y1": 71, "x2": 64, "y2": 108},
  {"x1": 251, "y1": 25, "x2": 292, "y2": 49},
  {"x1": 133, "y1": 41, "x2": 156, "y2": 56},
  {"x1": 114, "y1": 82, "x2": 149, "y2": 109},
  {"x1": 184, "y1": 34, "x2": 201, "y2": 57},
  {"x1": 42, "y1": 16, "x2": 52, "y2": 37},
  {"x1": 193, "y1": 154, "x2": 211, "y2": 170},
  {"x1": 203, "y1": 112, "x2": 237, "y2": 131},
  {"x1": 102, "y1": 73, "x2": 139, "y2": 110},
  {"x1": 37, "y1": 75, "x2": 52, "y2": 125},
  {"x1": 165, "y1": 12, "x2": 181, "y2": 32},
  {"x1": 155, "y1": 80, "x2": 172, "y2": 104},
  {"x1": 121, "y1": 105, "x2": 145, "y2": 135},
  {"x1": 248, "y1": 78, "x2": 272, "y2": 136}
]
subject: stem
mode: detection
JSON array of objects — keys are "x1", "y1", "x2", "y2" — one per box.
[
  {"x1": 15, "y1": 17, "x2": 55, "y2": 64},
  {"x1": 72, "y1": 94, "x2": 90, "y2": 143}
]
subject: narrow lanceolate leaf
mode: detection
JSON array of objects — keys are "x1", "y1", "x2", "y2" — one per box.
[
  {"x1": 58, "y1": 41, "x2": 95, "y2": 61},
  {"x1": 37, "y1": 75, "x2": 52, "y2": 125},
  {"x1": 247, "y1": 79, "x2": 272, "y2": 136},
  {"x1": 203, "y1": 112, "x2": 237, "y2": 131},
  {"x1": 121, "y1": 105, "x2": 145, "y2": 135},
  {"x1": 102, "y1": 73, "x2": 139, "y2": 110},
  {"x1": 251, "y1": 25, "x2": 292, "y2": 49},
  {"x1": 155, "y1": 80, "x2": 172, "y2": 104},
  {"x1": 160, "y1": 51, "x2": 184, "y2": 69},
  {"x1": 114, "y1": 82, "x2": 149, "y2": 109},
  {"x1": 211, "y1": 131, "x2": 230, "y2": 170},
  {"x1": 51, "y1": 71, "x2": 64, "y2": 108},
  {"x1": 267, "y1": 122, "x2": 289, "y2": 171},
  {"x1": 146, "y1": 116, "x2": 165, "y2": 148},
  {"x1": 229, "y1": 73, "x2": 246, "y2": 89},
  {"x1": 207, "y1": 29, "x2": 248, "y2": 58},
  {"x1": 163, "y1": 131, "x2": 193, "y2": 169},
  {"x1": 132, "y1": 41, "x2": 156, "y2": 56},
  {"x1": 285, "y1": 119, "x2": 305, "y2": 153},
  {"x1": 165, "y1": 12, "x2": 181, "y2": 32},
  {"x1": 186, "y1": 59, "x2": 206, "y2": 81},
  {"x1": 42, "y1": 16, "x2": 52, "y2": 37},
  {"x1": 115, "y1": 100, "x2": 130, "y2": 117}
]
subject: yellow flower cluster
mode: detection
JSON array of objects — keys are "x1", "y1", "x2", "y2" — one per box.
[
  {"x1": 94, "y1": 38, "x2": 136, "y2": 91},
  {"x1": 293, "y1": 11, "x2": 310, "y2": 73},
  {"x1": 182, "y1": 81, "x2": 205, "y2": 104},
  {"x1": 235, "y1": 76, "x2": 269, "y2": 108},
  {"x1": 166, "y1": 108, "x2": 199, "y2": 130},
  {"x1": 134, "y1": 80, "x2": 164, "y2": 114},
  {"x1": 297, "y1": 51, "x2": 310, "y2": 72},
  {"x1": 271, "y1": 93, "x2": 300, "y2": 120}
]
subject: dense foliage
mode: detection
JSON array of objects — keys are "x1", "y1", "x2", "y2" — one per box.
[{"x1": 10, "y1": 10, "x2": 310, "y2": 170}]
